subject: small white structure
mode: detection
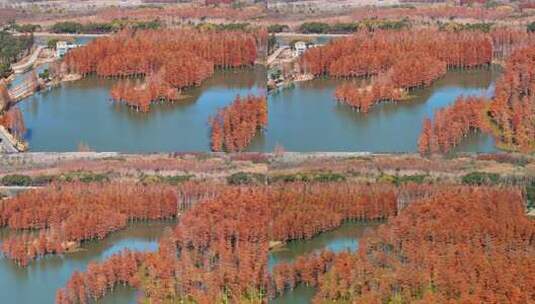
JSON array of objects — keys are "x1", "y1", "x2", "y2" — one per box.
[
  {"x1": 56, "y1": 41, "x2": 80, "y2": 58},
  {"x1": 293, "y1": 41, "x2": 308, "y2": 57}
]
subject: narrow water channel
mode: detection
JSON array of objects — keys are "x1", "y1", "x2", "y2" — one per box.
[
  {"x1": 0, "y1": 221, "x2": 174, "y2": 304},
  {"x1": 269, "y1": 222, "x2": 379, "y2": 303}
]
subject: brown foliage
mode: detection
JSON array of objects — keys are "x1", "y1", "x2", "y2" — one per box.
[
  {"x1": 65, "y1": 28, "x2": 257, "y2": 111},
  {"x1": 418, "y1": 96, "x2": 488, "y2": 154},
  {"x1": 268, "y1": 183, "x2": 397, "y2": 241},
  {"x1": 110, "y1": 70, "x2": 180, "y2": 112},
  {"x1": 304, "y1": 186, "x2": 535, "y2": 303},
  {"x1": 322, "y1": 30, "x2": 477, "y2": 113},
  {"x1": 210, "y1": 95, "x2": 268, "y2": 152},
  {"x1": 55, "y1": 250, "x2": 146, "y2": 304},
  {"x1": 55, "y1": 182, "x2": 535, "y2": 304},
  {"x1": 0, "y1": 81, "x2": 11, "y2": 111},
  {"x1": 301, "y1": 29, "x2": 492, "y2": 77},
  {"x1": 0, "y1": 181, "x2": 219, "y2": 266},
  {"x1": 334, "y1": 53, "x2": 447, "y2": 111},
  {"x1": 56, "y1": 181, "x2": 401, "y2": 303},
  {"x1": 272, "y1": 251, "x2": 337, "y2": 295},
  {"x1": 335, "y1": 81, "x2": 403, "y2": 113},
  {"x1": 488, "y1": 45, "x2": 535, "y2": 152},
  {"x1": 0, "y1": 106, "x2": 26, "y2": 140}
]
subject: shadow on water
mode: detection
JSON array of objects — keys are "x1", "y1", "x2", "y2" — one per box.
[
  {"x1": 251, "y1": 66, "x2": 501, "y2": 153},
  {"x1": 17, "y1": 66, "x2": 265, "y2": 152},
  {"x1": 269, "y1": 222, "x2": 380, "y2": 304},
  {"x1": 0, "y1": 221, "x2": 174, "y2": 304}
]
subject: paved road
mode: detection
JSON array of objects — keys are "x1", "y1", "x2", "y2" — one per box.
[
  {"x1": 0, "y1": 127, "x2": 19, "y2": 153},
  {"x1": 267, "y1": 46, "x2": 289, "y2": 66},
  {"x1": 11, "y1": 46, "x2": 45, "y2": 74}
]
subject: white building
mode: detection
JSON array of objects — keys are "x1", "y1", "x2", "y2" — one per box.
[
  {"x1": 293, "y1": 41, "x2": 308, "y2": 57},
  {"x1": 56, "y1": 41, "x2": 80, "y2": 58}
]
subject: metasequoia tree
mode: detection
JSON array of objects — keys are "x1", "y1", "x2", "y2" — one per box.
[
  {"x1": 0, "y1": 81, "x2": 11, "y2": 112},
  {"x1": 268, "y1": 182, "x2": 397, "y2": 241},
  {"x1": 274, "y1": 186, "x2": 535, "y2": 303},
  {"x1": 418, "y1": 96, "x2": 488, "y2": 154},
  {"x1": 309, "y1": 29, "x2": 489, "y2": 113},
  {"x1": 302, "y1": 29, "x2": 492, "y2": 77},
  {"x1": 0, "y1": 181, "x2": 220, "y2": 266},
  {"x1": 210, "y1": 94, "x2": 267, "y2": 152},
  {"x1": 419, "y1": 44, "x2": 535, "y2": 154},
  {"x1": 56, "y1": 187, "x2": 270, "y2": 304},
  {"x1": 65, "y1": 28, "x2": 257, "y2": 111},
  {"x1": 54, "y1": 182, "x2": 535, "y2": 303},
  {"x1": 0, "y1": 107, "x2": 26, "y2": 140},
  {"x1": 55, "y1": 250, "x2": 146, "y2": 304},
  {"x1": 488, "y1": 45, "x2": 535, "y2": 152}
]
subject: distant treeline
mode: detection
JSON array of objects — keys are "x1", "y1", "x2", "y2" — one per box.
[
  {"x1": 11, "y1": 20, "x2": 259, "y2": 35},
  {"x1": 268, "y1": 20, "x2": 411, "y2": 34},
  {"x1": 269, "y1": 20, "x2": 535, "y2": 34},
  {"x1": 50, "y1": 20, "x2": 162, "y2": 34},
  {"x1": 194, "y1": 22, "x2": 253, "y2": 32}
]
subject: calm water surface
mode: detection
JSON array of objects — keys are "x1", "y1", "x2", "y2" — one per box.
[
  {"x1": 251, "y1": 66, "x2": 501, "y2": 153},
  {"x1": 269, "y1": 222, "x2": 378, "y2": 304},
  {"x1": 0, "y1": 221, "x2": 173, "y2": 304},
  {"x1": 16, "y1": 64, "x2": 499, "y2": 153},
  {"x1": 18, "y1": 67, "x2": 265, "y2": 152}
]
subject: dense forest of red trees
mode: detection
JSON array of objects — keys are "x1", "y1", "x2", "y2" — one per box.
[
  {"x1": 65, "y1": 29, "x2": 257, "y2": 111},
  {"x1": 301, "y1": 29, "x2": 492, "y2": 77},
  {"x1": 419, "y1": 44, "x2": 535, "y2": 154},
  {"x1": 490, "y1": 28, "x2": 535, "y2": 59},
  {"x1": 334, "y1": 81, "x2": 403, "y2": 113},
  {"x1": 210, "y1": 95, "x2": 267, "y2": 152},
  {"x1": 268, "y1": 183, "x2": 397, "y2": 241},
  {"x1": 334, "y1": 55, "x2": 446, "y2": 112},
  {"x1": 52, "y1": 181, "x2": 535, "y2": 303},
  {"x1": 418, "y1": 96, "x2": 488, "y2": 154},
  {"x1": 0, "y1": 81, "x2": 10, "y2": 111},
  {"x1": 110, "y1": 70, "x2": 181, "y2": 112},
  {"x1": 56, "y1": 187, "x2": 270, "y2": 304},
  {"x1": 0, "y1": 181, "x2": 220, "y2": 266},
  {"x1": 56, "y1": 250, "x2": 147, "y2": 304},
  {"x1": 53, "y1": 181, "x2": 403, "y2": 303},
  {"x1": 488, "y1": 45, "x2": 535, "y2": 152},
  {"x1": 273, "y1": 186, "x2": 535, "y2": 303},
  {"x1": 305, "y1": 28, "x2": 535, "y2": 115},
  {"x1": 304, "y1": 29, "x2": 491, "y2": 112}
]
